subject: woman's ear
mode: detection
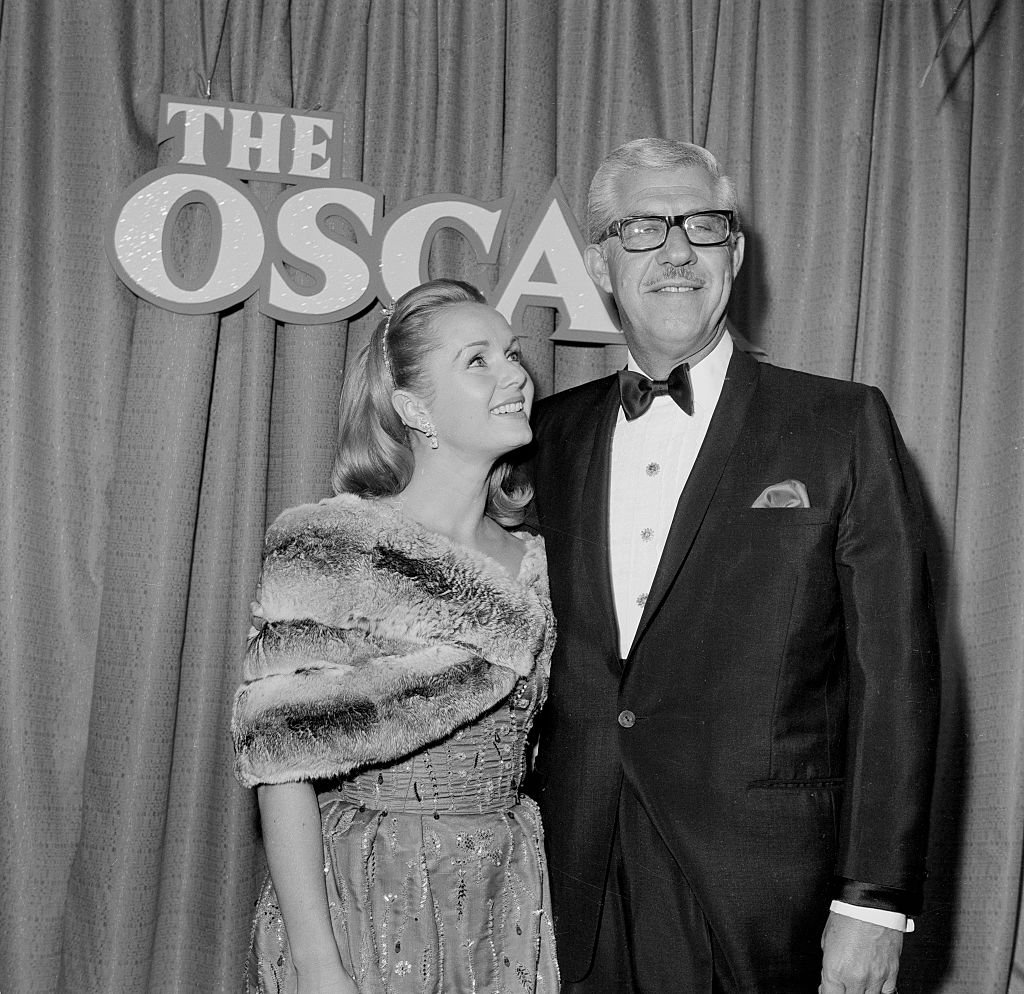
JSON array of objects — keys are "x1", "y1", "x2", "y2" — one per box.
[{"x1": 391, "y1": 389, "x2": 428, "y2": 430}]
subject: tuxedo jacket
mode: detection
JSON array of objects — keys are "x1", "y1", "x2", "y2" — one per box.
[{"x1": 527, "y1": 346, "x2": 941, "y2": 982}]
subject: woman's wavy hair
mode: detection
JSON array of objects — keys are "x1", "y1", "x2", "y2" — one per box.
[{"x1": 330, "y1": 278, "x2": 533, "y2": 527}]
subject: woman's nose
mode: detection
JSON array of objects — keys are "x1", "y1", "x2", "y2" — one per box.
[{"x1": 502, "y1": 357, "x2": 528, "y2": 387}]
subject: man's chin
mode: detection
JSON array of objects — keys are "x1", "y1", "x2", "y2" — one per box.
[{"x1": 622, "y1": 319, "x2": 726, "y2": 367}]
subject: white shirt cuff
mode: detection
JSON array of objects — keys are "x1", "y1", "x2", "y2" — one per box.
[{"x1": 830, "y1": 900, "x2": 914, "y2": 933}]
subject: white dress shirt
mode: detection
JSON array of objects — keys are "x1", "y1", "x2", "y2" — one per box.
[
  {"x1": 607, "y1": 331, "x2": 911, "y2": 934},
  {"x1": 609, "y1": 332, "x2": 732, "y2": 658}
]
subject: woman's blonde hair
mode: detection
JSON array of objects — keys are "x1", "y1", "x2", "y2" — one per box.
[{"x1": 330, "y1": 279, "x2": 532, "y2": 526}]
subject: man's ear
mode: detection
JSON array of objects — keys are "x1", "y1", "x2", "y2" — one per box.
[
  {"x1": 391, "y1": 389, "x2": 428, "y2": 428},
  {"x1": 584, "y1": 243, "x2": 613, "y2": 294},
  {"x1": 730, "y1": 231, "x2": 745, "y2": 278}
]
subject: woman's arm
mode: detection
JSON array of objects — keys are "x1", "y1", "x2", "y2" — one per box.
[{"x1": 257, "y1": 781, "x2": 358, "y2": 994}]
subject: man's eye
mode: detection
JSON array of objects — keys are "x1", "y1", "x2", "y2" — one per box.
[
  {"x1": 507, "y1": 350, "x2": 521, "y2": 363},
  {"x1": 630, "y1": 220, "x2": 661, "y2": 235}
]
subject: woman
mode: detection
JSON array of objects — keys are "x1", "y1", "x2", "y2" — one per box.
[{"x1": 232, "y1": 279, "x2": 558, "y2": 994}]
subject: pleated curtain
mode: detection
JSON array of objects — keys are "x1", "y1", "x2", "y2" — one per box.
[{"x1": 0, "y1": 1, "x2": 1021, "y2": 991}]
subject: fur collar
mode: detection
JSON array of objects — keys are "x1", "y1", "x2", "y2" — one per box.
[{"x1": 232, "y1": 494, "x2": 553, "y2": 787}]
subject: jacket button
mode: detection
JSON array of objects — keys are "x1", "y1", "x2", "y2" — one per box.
[{"x1": 617, "y1": 709, "x2": 636, "y2": 728}]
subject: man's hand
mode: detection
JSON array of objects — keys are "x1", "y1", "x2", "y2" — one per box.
[{"x1": 819, "y1": 911, "x2": 902, "y2": 994}]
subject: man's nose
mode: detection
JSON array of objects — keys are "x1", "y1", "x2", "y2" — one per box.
[{"x1": 656, "y1": 222, "x2": 697, "y2": 265}]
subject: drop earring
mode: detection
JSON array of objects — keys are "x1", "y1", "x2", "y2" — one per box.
[{"x1": 418, "y1": 417, "x2": 439, "y2": 449}]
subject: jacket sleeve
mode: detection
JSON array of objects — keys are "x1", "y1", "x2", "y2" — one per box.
[{"x1": 832, "y1": 387, "x2": 941, "y2": 914}]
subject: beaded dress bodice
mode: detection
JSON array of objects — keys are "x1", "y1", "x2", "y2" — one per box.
[{"x1": 333, "y1": 667, "x2": 541, "y2": 816}]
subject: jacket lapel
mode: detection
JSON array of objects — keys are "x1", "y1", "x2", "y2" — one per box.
[
  {"x1": 626, "y1": 348, "x2": 761, "y2": 658},
  {"x1": 574, "y1": 380, "x2": 623, "y2": 659}
]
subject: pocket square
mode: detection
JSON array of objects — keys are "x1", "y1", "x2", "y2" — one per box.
[{"x1": 751, "y1": 479, "x2": 810, "y2": 508}]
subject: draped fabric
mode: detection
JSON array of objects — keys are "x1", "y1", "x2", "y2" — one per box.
[{"x1": 0, "y1": 1, "x2": 1020, "y2": 991}]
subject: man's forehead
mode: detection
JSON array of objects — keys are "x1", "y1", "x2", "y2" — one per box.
[{"x1": 614, "y1": 166, "x2": 716, "y2": 211}]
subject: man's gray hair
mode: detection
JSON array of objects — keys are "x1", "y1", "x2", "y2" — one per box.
[{"x1": 586, "y1": 138, "x2": 740, "y2": 243}]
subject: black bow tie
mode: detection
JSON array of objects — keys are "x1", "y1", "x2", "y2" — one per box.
[{"x1": 617, "y1": 364, "x2": 694, "y2": 420}]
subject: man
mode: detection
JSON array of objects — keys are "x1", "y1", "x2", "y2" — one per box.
[{"x1": 527, "y1": 139, "x2": 940, "y2": 993}]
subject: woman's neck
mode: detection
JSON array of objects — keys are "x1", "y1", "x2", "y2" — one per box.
[{"x1": 391, "y1": 460, "x2": 493, "y2": 547}]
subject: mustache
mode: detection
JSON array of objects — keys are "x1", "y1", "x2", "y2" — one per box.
[{"x1": 642, "y1": 266, "x2": 707, "y2": 290}]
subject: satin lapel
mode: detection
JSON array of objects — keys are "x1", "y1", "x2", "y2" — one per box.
[
  {"x1": 567, "y1": 379, "x2": 622, "y2": 660},
  {"x1": 627, "y1": 348, "x2": 761, "y2": 658}
]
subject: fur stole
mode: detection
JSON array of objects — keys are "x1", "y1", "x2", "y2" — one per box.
[{"x1": 232, "y1": 493, "x2": 554, "y2": 787}]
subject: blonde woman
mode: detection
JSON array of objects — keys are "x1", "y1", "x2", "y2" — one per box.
[{"x1": 232, "y1": 280, "x2": 558, "y2": 994}]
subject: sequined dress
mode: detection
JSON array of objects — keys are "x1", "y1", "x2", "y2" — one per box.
[{"x1": 242, "y1": 514, "x2": 558, "y2": 994}]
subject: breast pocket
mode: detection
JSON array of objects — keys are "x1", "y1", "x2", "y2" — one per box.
[
  {"x1": 703, "y1": 507, "x2": 836, "y2": 573},
  {"x1": 728, "y1": 507, "x2": 835, "y2": 526}
]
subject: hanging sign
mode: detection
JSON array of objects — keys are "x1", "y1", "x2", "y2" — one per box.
[{"x1": 105, "y1": 95, "x2": 621, "y2": 344}]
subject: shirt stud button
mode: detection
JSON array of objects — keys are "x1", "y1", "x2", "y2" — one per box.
[
  {"x1": 646, "y1": 462, "x2": 660, "y2": 476},
  {"x1": 618, "y1": 709, "x2": 636, "y2": 728}
]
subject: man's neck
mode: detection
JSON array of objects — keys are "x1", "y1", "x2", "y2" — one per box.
[{"x1": 628, "y1": 324, "x2": 728, "y2": 379}]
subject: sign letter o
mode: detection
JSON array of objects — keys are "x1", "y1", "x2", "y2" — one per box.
[{"x1": 109, "y1": 169, "x2": 265, "y2": 313}]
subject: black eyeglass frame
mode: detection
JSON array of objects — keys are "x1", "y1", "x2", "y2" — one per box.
[{"x1": 598, "y1": 210, "x2": 738, "y2": 251}]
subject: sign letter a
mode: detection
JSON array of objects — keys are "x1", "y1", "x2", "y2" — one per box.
[{"x1": 492, "y1": 180, "x2": 621, "y2": 345}]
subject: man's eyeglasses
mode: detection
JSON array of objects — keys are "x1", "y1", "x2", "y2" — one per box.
[{"x1": 598, "y1": 211, "x2": 736, "y2": 251}]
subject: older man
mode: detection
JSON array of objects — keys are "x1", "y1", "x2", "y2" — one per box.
[{"x1": 528, "y1": 139, "x2": 940, "y2": 993}]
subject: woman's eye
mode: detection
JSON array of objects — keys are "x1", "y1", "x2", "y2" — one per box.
[{"x1": 468, "y1": 354, "x2": 486, "y2": 366}]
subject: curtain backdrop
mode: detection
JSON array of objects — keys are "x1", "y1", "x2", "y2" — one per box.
[{"x1": 1, "y1": 1, "x2": 1021, "y2": 991}]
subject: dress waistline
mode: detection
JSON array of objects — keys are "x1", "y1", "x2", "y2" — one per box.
[{"x1": 325, "y1": 779, "x2": 521, "y2": 816}]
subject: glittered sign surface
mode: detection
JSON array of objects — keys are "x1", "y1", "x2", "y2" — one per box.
[{"x1": 106, "y1": 95, "x2": 621, "y2": 342}]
